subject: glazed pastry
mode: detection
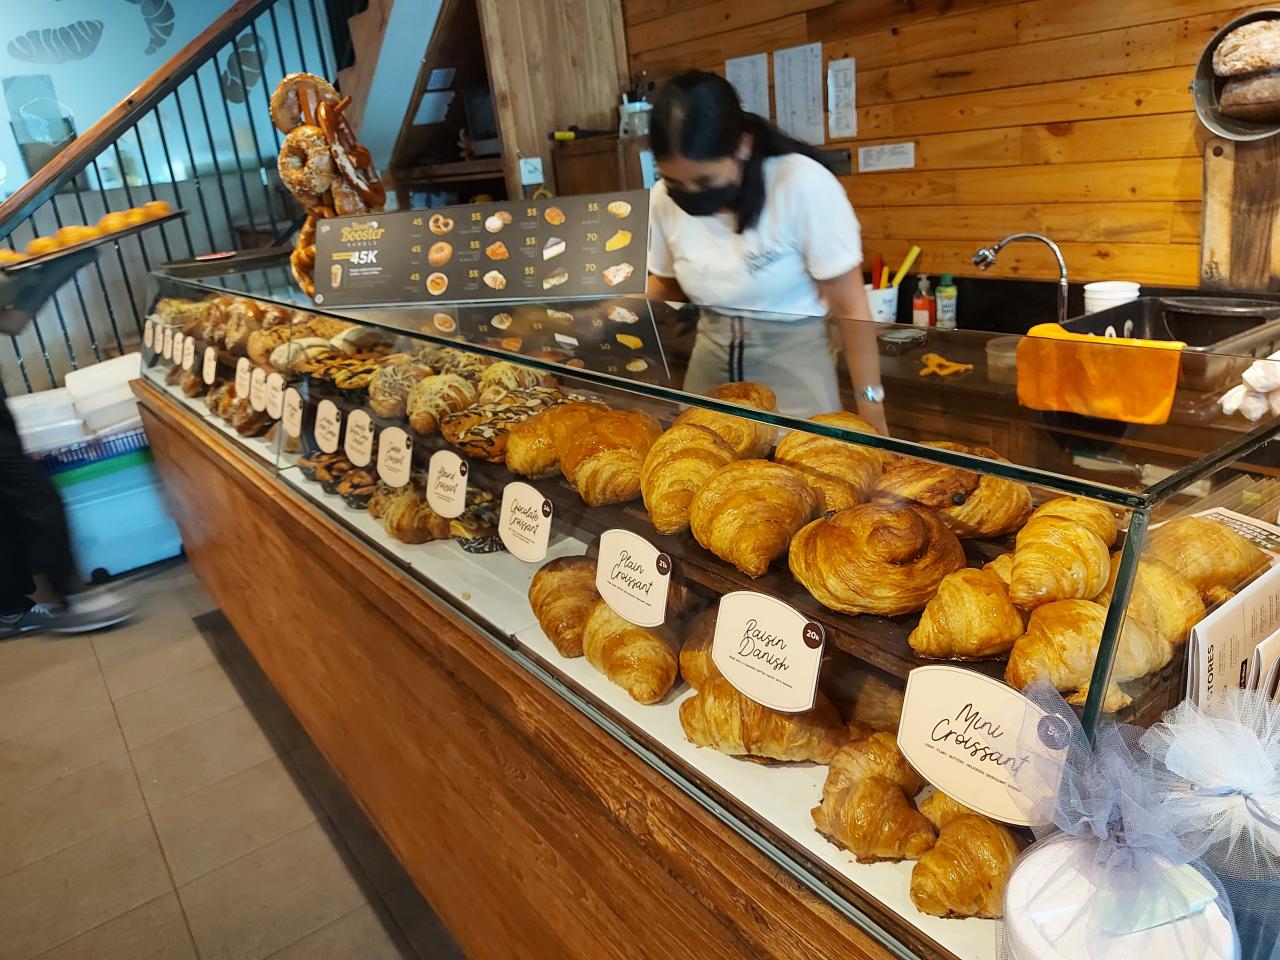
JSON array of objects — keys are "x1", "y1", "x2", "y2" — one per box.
[
  {"x1": 440, "y1": 387, "x2": 570, "y2": 462},
  {"x1": 560, "y1": 409, "x2": 663, "y2": 507},
  {"x1": 581, "y1": 601, "x2": 678, "y2": 704},
  {"x1": 477, "y1": 361, "x2": 553, "y2": 403},
  {"x1": 674, "y1": 381, "x2": 779, "y2": 459},
  {"x1": 772, "y1": 411, "x2": 883, "y2": 513},
  {"x1": 222, "y1": 299, "x2": 265, "y2": 354},
  {"x1": 406, "y1": 374, "x2": 477, "y2": 435},
  {"x1": 908, "y1": 568, "x2": 1025, "y2": 659},
  {"x1": 1146, "y1": 515, "x2": 1269, "y2": 596},
  {"x1": 1005, "y1": 599, "x2": 1171, "y2": 710},
  {"x1": 278, "y1": 123, "x2": 334, "y2": 205},
  {"x1": 164, "y1": 363, "x2": 183, "y2": 386},
  {"x1": 369, "y1": 359, "x2": 432, "y2": 419},
  {"x1": 1028, "y1": 497, "x2": 1118, "y2": 547},
  {"x1": 269, "y1": 72, "x2": 339, "y2": 133},
  {"x1": 917, "y1": 442, "x2": 1032, "y2": 538},
  {"x1": 873, "y1": 448, "x2": 980, "y2": 513},
  {"x1": 911, "y1": 795, "x2": 1020, "y2": 919},
  {"x1": 678, "y1": 608, "x2": 720, "y2": 690},
  {"x1": 690, "y1": 460, "x2": 818, "y2": 577},
  {"x1": 528, "y1": 556, "x2": 599, "y2": 658},
  {"x1": 270, "y1": 337, "x2": 336, "y2": 372},
  {"x1": 640, "y1": 422, "x2": 736, "y2": 535},
  {"x1": 811, "y1": 734, "x2": 934, "y2": 863},
  {"x1": 788, "y1": 502, "x2": 965, "y2": 616},
  {"x1": 506, "y1": 400, "x2": 608, "y2": 479},
  {"x1": 380, "y1": 486, "x2": 450, "y2": 543},
  {"x1": 247, "y1": 327, "x2": 294, "y2": 366},
  {"x1": 1008, "y1": 508, "x2": 1112, "y2": 609},
  {"x1": 335, "y1": 468, "x2": 379, "y2": 508},
  {"x1": 179, "y1": 370, "x2": 206, "y2": 398},
  {"x1": 1094, "y1": 553, "x2": 1203, "y2": 647},
  {"x1": 332, "y1": 360, "x2": 382, "y2": 391},
  {"x1": 984, "y1": 553, "x2": 1014, "y2": 585},
  {"x1": 680, "y1": 677, "x2": 848, "y2": 762},
  {"x1": 449, "y1": 488, "x2": 504, "y2": 554},
  {"x1": 229, "y1": 399, "x2": 270, "y2": 437}
]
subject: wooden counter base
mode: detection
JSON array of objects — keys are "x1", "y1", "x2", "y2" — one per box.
[{"x1": 134, "y1": 380, "x2": 901, "y2": 960}]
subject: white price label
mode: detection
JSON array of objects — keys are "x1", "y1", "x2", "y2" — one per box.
[
  {"x1": 249, "y1": 366, "x2": 268, "y2": 412},
  {"x1": 162, "y1": 325, "x2": 174, "y2": 360},
  {"x1": 315, "y1": 398, "x2": 341, "y2": 453},
  {"x1": 377, "y1": 427, "x2": 412, "y2": 488},
  {"x1": 182, "y1": 336, "x2": 195, "y2": 371},
  {"x1": 283, "y1": 387, "x2": 303, "y2": 438},
  {"x1": 712, "y1": 591, "x2": 825, "y2": 714},
  {"x1": 596, "y1": 528, "x2": 672, "y2": 627},
  {"x1": 499, "y1": 481, "x2": 552, "y2": 562},
  {"x1": 427, "y1": 450, "x2": 468, "y2": 517},
  {"x1": 172, "y1": 332, "x2": 184, "y2": 363},
  {"x1": 265, "y1": 372, "x2": 285, "y2": 419},
  {"x1": 234, "y1": 357, "x2": 251, "y2": 398},
  {"x1": 202, "y1": 346, "x2": 217, "y2": 385},
  {"x1": 143, "y1": 319, "x2": 154, "y2": 349},
  {"x1": 897, "y1": 665, "x2": 1069, "y2": 827},
  {"x1": 344, "y1": 409, "x2": 374, "y2": 466}
]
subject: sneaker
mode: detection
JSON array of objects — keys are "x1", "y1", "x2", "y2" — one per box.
[
  {"x1": 46, "y1": 588, "x2": 136, "y2": 635},
  {"x1": 0, "y1": 602, "x2": 63, "y2": 639}
]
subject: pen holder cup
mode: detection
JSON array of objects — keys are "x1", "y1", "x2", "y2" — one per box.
[{"x1": 865, "y1": 285, "x2": 900, "y2": 324}]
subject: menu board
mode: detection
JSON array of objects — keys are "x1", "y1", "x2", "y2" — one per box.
[{"x1": 313, "y1": 191, "x2": 649, "y2": 308}]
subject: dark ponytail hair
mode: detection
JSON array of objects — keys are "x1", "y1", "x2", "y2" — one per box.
[{"x1": 650, "y1": 70, "x2": 826, "y2": 234}]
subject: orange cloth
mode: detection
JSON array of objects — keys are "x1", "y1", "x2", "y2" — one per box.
[{"x1": 1015, "y1": 323, "x2": 1184, "y2": 425}]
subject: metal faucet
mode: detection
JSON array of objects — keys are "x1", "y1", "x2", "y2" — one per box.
[{"x1": 971, "y1": 233, "x2": 1069, "y2": 326}]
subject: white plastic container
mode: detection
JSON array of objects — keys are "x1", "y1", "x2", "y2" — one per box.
[
  {"x1": 64, "y1": 353, "x2": 142, "y2": 433},
  {"x1": 1083, "y1": 281, "x2": 1141, "y2": 315},
  {"x1": 19, "y1": 417, "x2": 86, "y2": 454},
  {"x1": 865, "y1": 284, "x2": 900, "y2": 323},
  {"x1": 6, "y1": 387, "x2": 76, "y2": 430}
]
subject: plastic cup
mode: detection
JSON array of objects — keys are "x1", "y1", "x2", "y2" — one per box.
[
  {"x1": 1084, "y1": 281, "x2": 1141, "y2": 316},
  {"x1": 865, "y1": 285, "x2": 900, "y2": 323}
]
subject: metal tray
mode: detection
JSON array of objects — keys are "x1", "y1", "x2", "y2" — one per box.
[{"x1": 2, "y1": 210, "x2": 187, "y2": 273}]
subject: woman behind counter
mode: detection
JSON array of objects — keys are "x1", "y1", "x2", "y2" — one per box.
[{"x1": 645, "y1": 70, "x2": 885, "y2": 430}]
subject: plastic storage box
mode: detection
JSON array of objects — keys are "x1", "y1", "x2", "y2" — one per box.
[{"x1": 64, "y1": 353, "x2": 142, "y2": 433}]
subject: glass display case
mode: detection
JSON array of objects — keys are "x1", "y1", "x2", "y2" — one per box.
[{"x1": 139, "y1": 261, "x2": 1280, "y2": 960}]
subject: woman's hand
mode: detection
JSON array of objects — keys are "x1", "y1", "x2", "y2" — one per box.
[{"x1": 819, "y1": 268, "x2": 889, "y2": 435}]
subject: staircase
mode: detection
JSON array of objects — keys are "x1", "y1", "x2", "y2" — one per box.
[{"x1": 0, "y1": 0, "x2": 371, "y2": 395}]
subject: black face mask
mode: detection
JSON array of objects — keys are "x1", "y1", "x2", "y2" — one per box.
[{"x1": 667, "y1": 178, "x2": 740, "y2": 217}]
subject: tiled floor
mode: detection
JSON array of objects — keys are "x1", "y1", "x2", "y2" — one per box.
[{"x1": 0, "y1": 562, "x2": 466, "y2": 960}]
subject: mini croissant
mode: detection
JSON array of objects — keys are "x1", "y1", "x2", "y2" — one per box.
[
  {"x1": 908, "y1": 567, "x2": 1025, "y2": 659},
  {"x1": 1008, "y1": 502, "x2": 1112, "y2": 609},
  {"x1": 772, "y1": 411, "x2": 883, "y2": 512},
  {"x1": 690, "y1": 460, "x2": 818, "y2": 577},
  {"x1": 1146, "y1": 515, "x2": 1268, "y2": 596},
  {"x1": 1094, "y1": 552, "x2": 1203, "y2": 647},
  {"x1": 679, "y1": 677, "x2": 848, "y2": 762},
  {"x1": 582, "y1": 600, "x2": 678, "y2": 704},
  {"x1": 911, "y1": 792, "x2": 1021, "y2": 919}
]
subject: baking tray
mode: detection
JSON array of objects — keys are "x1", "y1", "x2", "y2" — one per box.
[{"x1": 3, "y1": 210, "x2": 187, "y2": 273}]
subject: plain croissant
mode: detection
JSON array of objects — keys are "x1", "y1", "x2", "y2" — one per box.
[
  {"x1": 1005, "y1": 599, "x2": 1171, "y2": 710},
  {"x1": 1008, "y1": 508, "x2": 1111, "y2": 609},
  {"x1": 674, "y1": 381, "x2": 779, "y2": 459},
  {"x1": 911, "y1": 792, "x2": 1021, "y2": 919},
  {"x1": 678, "y1": 607, "x2": 720, "y2": 690},
  {"x1": 506, "y1": 400, "x2": 608, "y2": 479},
  {"x1": 1094, "y1": 553, "x2": 1203, "y2": 647},
  {"x1": 1146, "y1": 515, "x2": 1268, "y2": 596},
  {"x1": 690, "y1": 460, "x2": 818, "y2": 577},
  {"x1": 772, "y1": 411, "x2": 883, "y2": 512},
  {"x1": 641, "y1": 423, "x2": 736, "y2": 535},
  {"x1": 582, "y1": 600, "x2": 678, "y2": 704},
  {"x1": 908, "y1": 567, "x2": 1025, "y2": 659},
  {"x1": 679, "y1": 677, "x2": 848, "y2": 762},
  {"x1": 811, "y1": 733, "x2": 934, "y2": 863},
  {"x1": 528, "y1": 556, "x2": 598, "y2": 658},
  {"x1": 561, "y1": 409, "x2": 663, "y2": 506}
]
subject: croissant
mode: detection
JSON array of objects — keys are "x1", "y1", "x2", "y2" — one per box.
[
  {"x1": 679, "y1": 607, "x2": 720, "y2": 690},
  {"x1": 811, "y1": 734, "x2": 934, "y2": 863},
  {"x1": 772, "y1": 411, "x2": 883, "y2": 512},
  {"x1": 560, "y1": 410, "x2": 663, "y2": 506},
  {"x1": 917, "y1": 442, "x2": 1032, "y2": 538},
  {"x1": 985, "y1": 553, "x2": 1014, "y2": 585},
  {"x1": 380, "y1": 487, "x2": 450, "y2": 544},
  {"x1": 1005, "y1": 599, "x2": 1171, "y2": 710},
  {"x1": 506, "y1": 400, "x2": 608, "y2": 479},
  {"x1": 908, "y1": 568, "x2": 1025, "y2": 659},
  {"x1": 528, "y1": 557, "x2": 599, "y2": 658},
  {"x1": 1028, "y1": 497, "x2": 1118, "y2": 547},
  {"x1": 641, "y1": 423, "x2": 736, "y2": 535},
  {"x1": 674, "y1": 381, "x2": 779, "y2": 459},
  {"x1": 1094, "y1": 553, "x2": 1203, "y2": 647},
  {"x1": 910, "y1": 796, "x2": 1020, "y2": 919},
  {"x1": 1008, "y1": 514, "x2": 1111, "y2": 609},
  {"x1": 679, "y1": 677, "x2": 848, "y2": 762},
  {"x1": 582, "y1": 601, "x2": 678, "y2": 704},
  {"x1": 690, "y1": 460, "x2": 818, "y2": 577},
  {"x1": 788, "y1": 502, "x2": 965, "y2": 616},
  {"x1": 1146, "y1": 515, "x2": 1268, "y2": 596}
]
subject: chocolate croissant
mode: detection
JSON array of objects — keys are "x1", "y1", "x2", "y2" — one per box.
[
  {"x1": 1008, "y1": 503, "x2": 1112, "y2": 609},
  {"x1": 679, "y1": 677, "x2": 848, "y2": 762},
  {"x1": 674, "y1": 381, "x2": 779, "y2": 459},
  {"x1": 788, "y1": 502, "x2": 965, "y2": 616},
  {"x1": 1146, "y1": 515, "x2": 1268, "y2": 596},
  {"x1": 908, "y1": 567, "x2": 1025, "y2": 659},
  {"x1": 678, "y1": 607, "x2": 720, "y2": 690},
  {"x1": 641, "y1": 422, "x2": 736, "y2": 535},
  {"x1": 911, "y1": 792, "x2": 1020, "y2": 919},
  {"x1": 506, "y1": 400, "x2": 608, "y2": 479},
  {"x1": 812, "y1": 733, "x2": 934, "y2": 863},
  {"x1": 561, "y1": 409, "x2": 663, "y2": 507},
  {"x1": 1005, "y1": 599, "x2": 1171, "y2": 710},
  {"x1": 918, "y1": 442, "x2": 1032, "y2": 538},
  {"x1": 582, "y1": 600, "x2": 678, "y2": 704},
  {"x1": 772, "y1": 411, "x2": 883, "y2": 512},
  {"x1": 529, "y1": 556, "x2": 599, "y2": 658},
  {"x1": 690, "y1": 460, "x2": 818, "y2": 577},
  {"x1": 1094, "y1": 552, "x2": 1203, "y2": 647}
]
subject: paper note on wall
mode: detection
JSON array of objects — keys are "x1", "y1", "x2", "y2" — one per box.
[
  {"x1": 775, "y1": 42, "x2": 824, "y2": 145},
  {"x1": 725, "y1": 53, "x2": 769, "y2": 119},
  {"x1": 827, "y1": 58, "x2": 856, "y2": 140}
]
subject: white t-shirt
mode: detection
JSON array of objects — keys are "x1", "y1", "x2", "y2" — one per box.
[{"x1": 647, "y1": 153, "x2": 863, "y2": 318}]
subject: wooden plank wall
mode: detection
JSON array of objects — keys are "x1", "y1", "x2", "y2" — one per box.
[{"x1": 622, "y1": 0, "x2": 1252, "y2": 285}]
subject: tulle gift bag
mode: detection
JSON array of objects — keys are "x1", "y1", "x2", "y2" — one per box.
[
  {"x1": 1143, "y1": 690, "x2": 1280, "y2": 960},
  {"x1": 1002, "y1": 684, "x2": 1238, "y2": 960}
]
